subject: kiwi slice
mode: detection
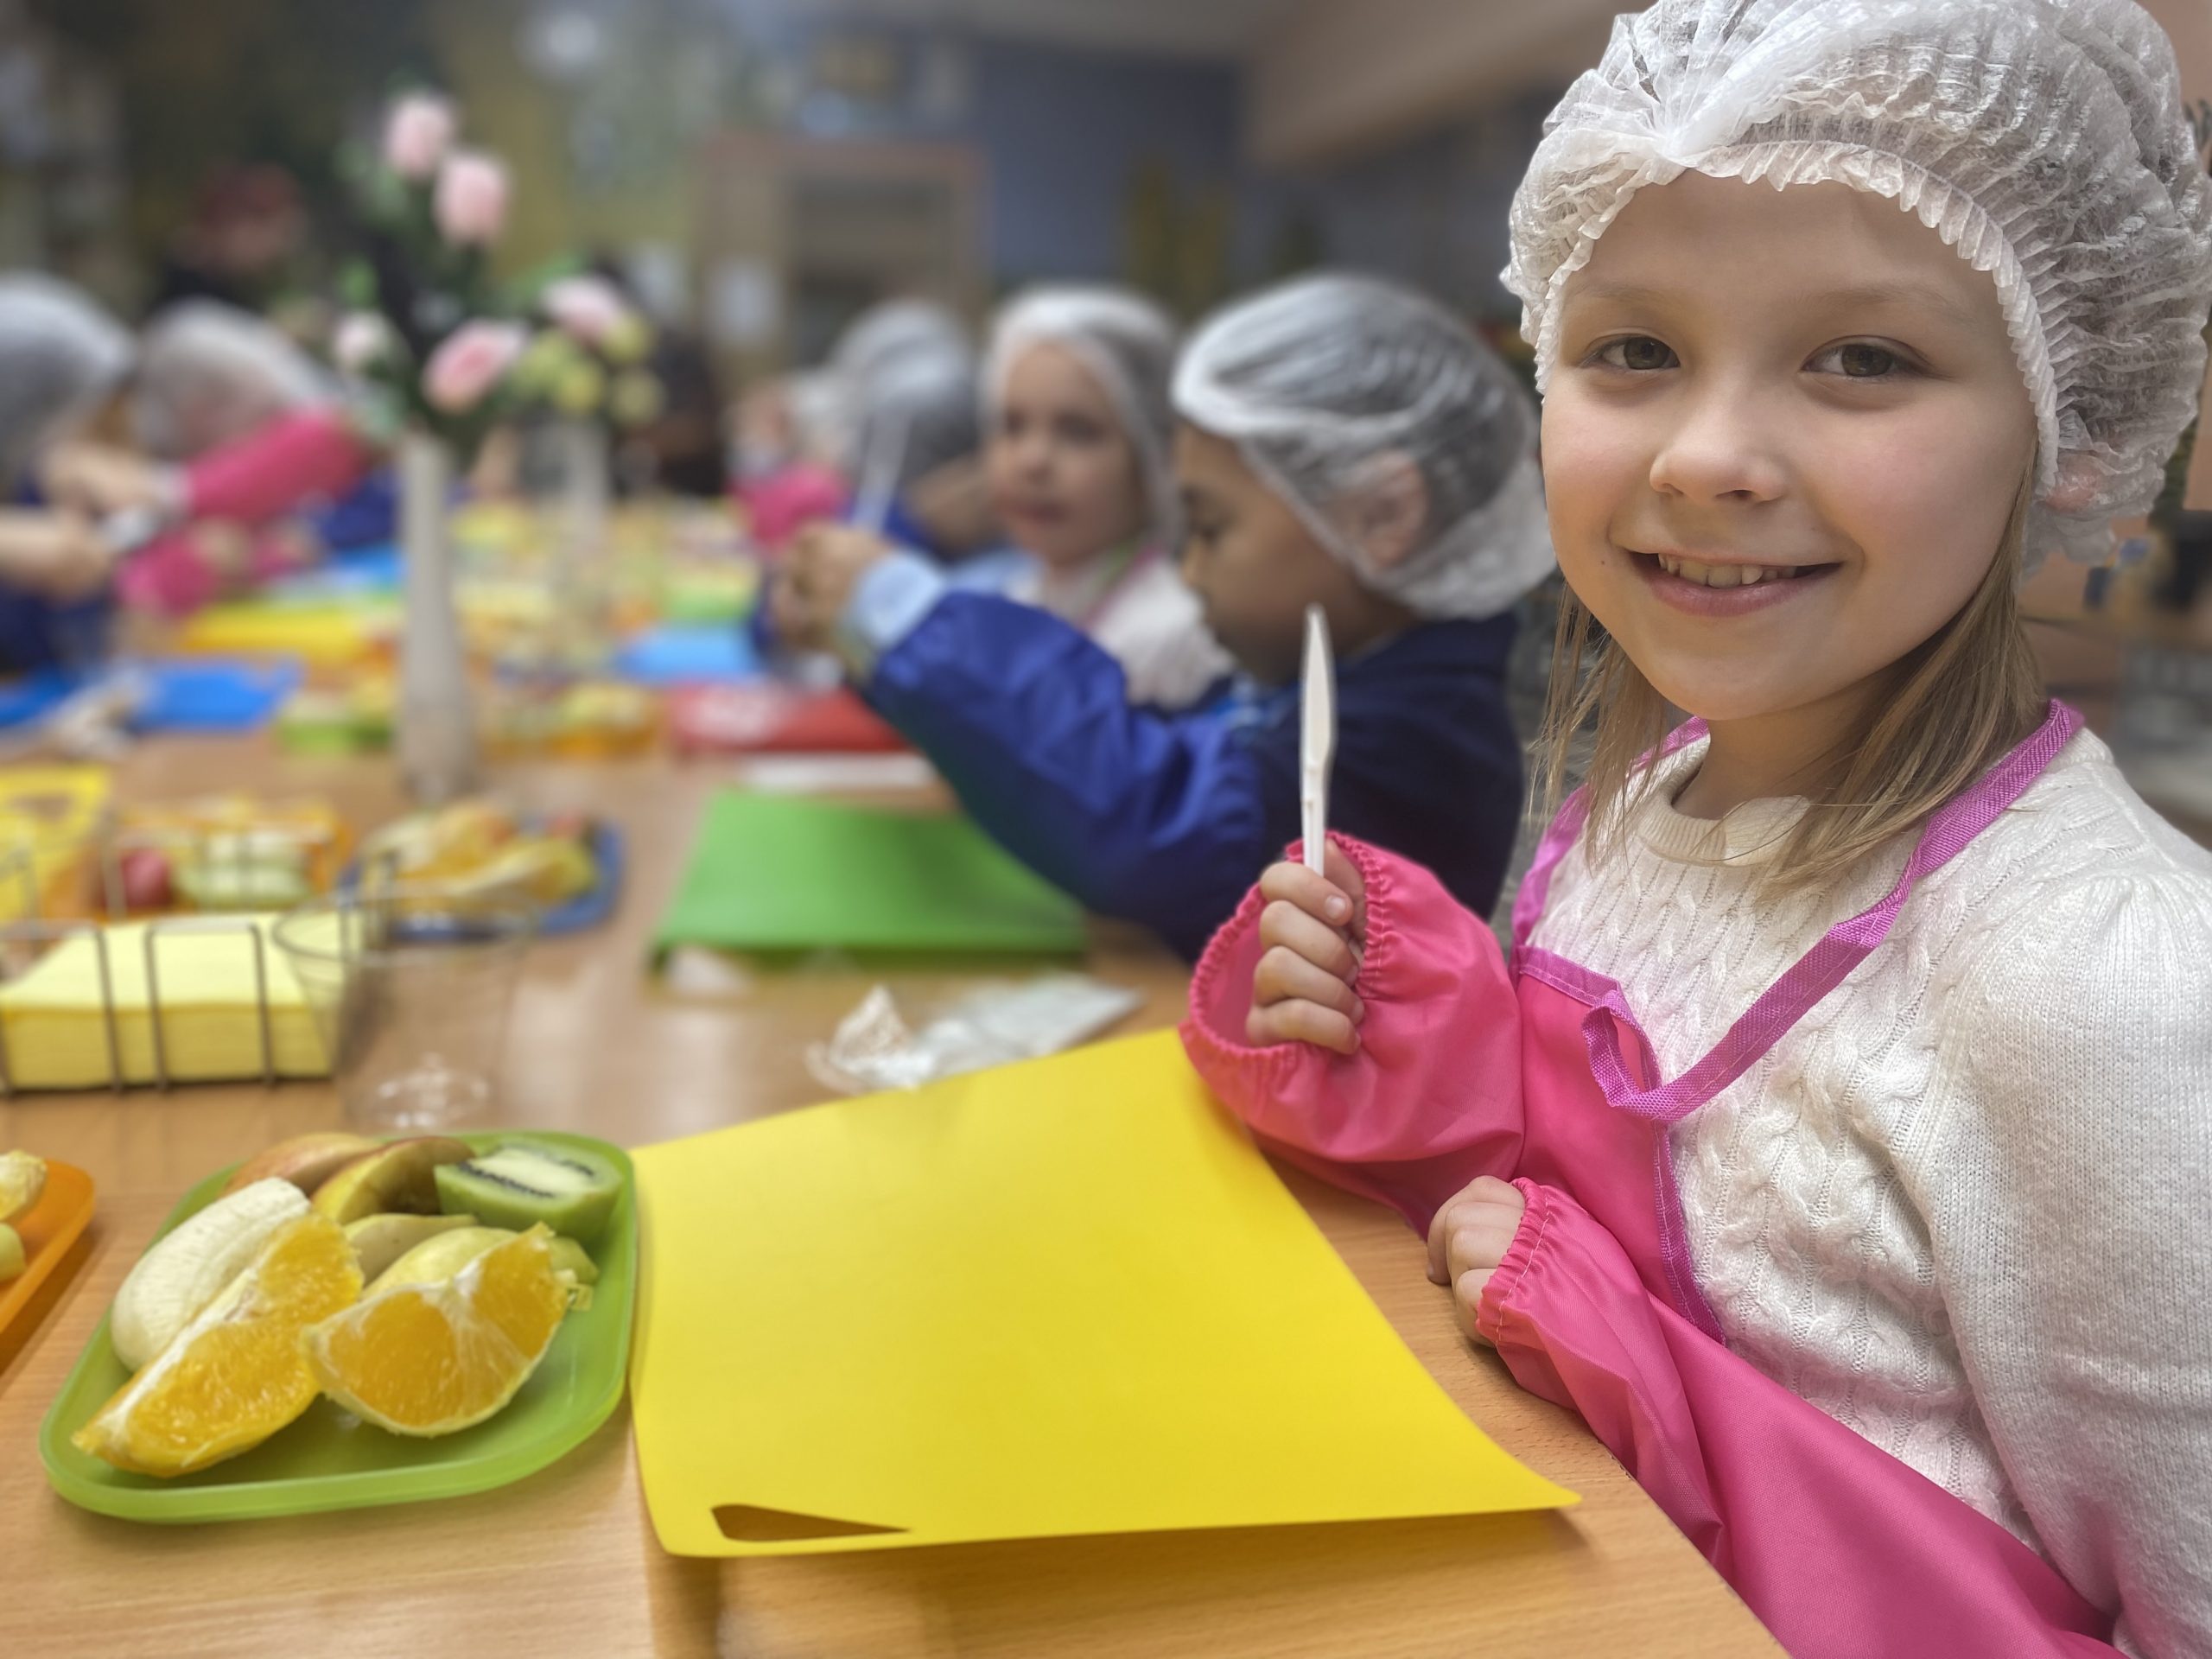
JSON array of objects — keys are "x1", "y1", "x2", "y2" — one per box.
[
  {"x1": 0, "y1": 1221, "x2": 22, "y2": 1281},
  {"x1": 434, "y1": 1141, "x2": 620, "y2": 1246}
]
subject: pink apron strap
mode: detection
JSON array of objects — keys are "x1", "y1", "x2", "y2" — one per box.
[
  {"x1": 1510, "y1": 717, "x2": 1709, "y2": 956},
  {"x1": 1585, "y1": 701, "x2": 2083, "y2": 1122}
]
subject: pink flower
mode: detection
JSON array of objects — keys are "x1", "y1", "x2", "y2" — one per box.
[
  {"x1": 541, "y1": 276, "x2": 633, "y2": 348},
  {"x1": 333, "y1": 312, "x2": 394, "y2": 375},
  {"x1": 383, "y1": 93, "x2": 456, "y2": 183},
  {"x1": 423, "y1": 321, "x2": 525, "y2": 415},
  {"x1": 434, "y1": 151, "x2": 510, "y2": 248}
]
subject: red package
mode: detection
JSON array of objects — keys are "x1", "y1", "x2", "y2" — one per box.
[{"x1": 666, "y1": 684, "x2": 908, "y2": 755}]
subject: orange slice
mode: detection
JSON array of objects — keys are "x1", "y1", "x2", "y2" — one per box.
[
  {"x1": 302, "y1": 1224, "x2": 570, "y2": 1436},
  {"x1": 73, "y1": 1214, "x2": 361, "y2": 1477}
]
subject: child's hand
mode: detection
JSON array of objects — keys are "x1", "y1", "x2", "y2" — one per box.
[
  {"x1": 1246, "y1": 842, "x2": 1368, "y2": 1054},
  {"x1": 40, "y1": 442, "x2": 177, "y2": 517},
  {"x1": 1426, "y1": 1176, "x2": 1528, "y2": 1344},
  {"x1": 0, "y1": 510, "x2": 115, "y2": 602},
  {"x1": 767, "y1": 523, "x2": 892, "y2": 652}
]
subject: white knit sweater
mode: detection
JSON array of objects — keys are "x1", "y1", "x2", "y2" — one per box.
[{"x1": 1528, "y1": 728, "x2": 2212, "y2": 1659}]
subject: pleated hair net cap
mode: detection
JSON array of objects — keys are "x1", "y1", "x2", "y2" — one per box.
[
  {"x1": 1503, "y1": 0, "x2": 2212, "y2": 570},
  {"x1": 0, "y1": 274, "x2": 133, "y2": 493},
  {"x1": 830, "y1": 299, "x2": 971, "y2": 393},
  {"x1": 985, "y1": 286, "x2": 1181, "y2": 543},
  {"x1": 132, "y1": 300, "x2": 332, "y2": 461},
  {"x1": 854, "y1": 346, "x2": 983, "y2": 491},
  {"x1": 826, "y1": 299, "x2": 976, "y2": 480},
  {"x1": 1173, "y1": 272, "x2": 1554, "y2": 620}
]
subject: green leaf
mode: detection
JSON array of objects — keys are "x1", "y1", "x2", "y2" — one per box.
[{"x1": 337, "y1": 260, "x2": 377, "y2": 309}]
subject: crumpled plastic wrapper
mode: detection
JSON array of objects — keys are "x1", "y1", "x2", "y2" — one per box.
[
  {"x1": 0, "y1": 672, "x2": 146, "y2": 764},
  {"x1": 806, "y1": 975, "x2": 1145, "y2": 1095}
]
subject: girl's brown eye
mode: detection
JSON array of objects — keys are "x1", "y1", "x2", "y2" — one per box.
[
  {"x1": 1837, "y1": 343, "x2": 1897, "y2": 378},
  {"x1": 1594, "y1": 336, "x2": 1677, "y2": 372}
]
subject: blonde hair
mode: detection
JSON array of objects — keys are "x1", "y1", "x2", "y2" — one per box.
[{"x1": 1535, "y1": 474, "x2": 2049, "y2": 889}]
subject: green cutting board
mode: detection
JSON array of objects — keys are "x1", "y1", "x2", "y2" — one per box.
[{"x1": 652, "y1": 792, "x2": 1087, "y2": 958}]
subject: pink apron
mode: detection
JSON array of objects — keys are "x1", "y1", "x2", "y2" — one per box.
[{"x1": 1182, "y1": 699, "x2": 2118, "y2": 1657}]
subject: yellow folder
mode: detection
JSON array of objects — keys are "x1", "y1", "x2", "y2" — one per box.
[
  {"x1": 0, "y1": 915, "x2": 329, "y2": 1090},
  {"x1": 629, "y1": 1030, "x2": 1573, "y2": 1557}
]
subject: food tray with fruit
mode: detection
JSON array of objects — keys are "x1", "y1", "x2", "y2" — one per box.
[
  {"x1": 275, "y1": 677, "x2": 395, "y2": 757},
  {"x1": 481, "y1": 679, "x2": 660, "y2": 761},
  {"x1": 0, "y1": 768, "x2": 111, "y2": 925},
  {"x1": 0, "y1": 1152, "x2": 95, "y2": 1347},
  {"x1": 40, "y1": 1130, "x2": 633, "y2": 1522},
  {"x1": 346, "y1": 800, "x2": 623, "y2": 938},
  {"x1": 89, "y1": 796, "x2": 353, "y2": 917}
]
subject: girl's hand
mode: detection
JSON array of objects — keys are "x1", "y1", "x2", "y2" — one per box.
[
  {"x1": 40, "y1": 442, "x2": 178, "y2": 517},
  {"x1": 767, "y1": 523, "x2": 891, "y2": 652},
  {"x1": 1427, "y1": 1176, "x2": 1528, "y2": 1345},
  {"x1": 0, "y1": 510, "x2": 114, "y2": 602},
  {"x1": 1246, "y1": 841, "x2": 1368, "y2": 1054}
]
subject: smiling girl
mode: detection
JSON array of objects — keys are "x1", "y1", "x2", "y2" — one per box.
[
  {"x1": 1180, "y1": 2, "x2": 2212, "y2": 1654},
  {"x1": 975, "y1": 287, "x2": 1230, "y2": 708}
]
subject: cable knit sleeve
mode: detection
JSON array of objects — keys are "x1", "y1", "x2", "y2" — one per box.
[{"x1": 1925, "y1": 872, "x2": 2212, "y2": 1659}]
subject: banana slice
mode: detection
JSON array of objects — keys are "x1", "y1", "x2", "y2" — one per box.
[{"x1": 110, "y1": 1179, "x2": 309, "y2": 1370}]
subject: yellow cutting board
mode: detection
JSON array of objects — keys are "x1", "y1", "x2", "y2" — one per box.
[
  {"x1": 176, "y1": 603, "x2": 391, "y2": 667},
  {"x1": 629, "y1": 1030, "x2": 1573, "y2": 1557}
]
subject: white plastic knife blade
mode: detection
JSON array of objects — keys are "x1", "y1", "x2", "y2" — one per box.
[{"x1": 1300, "y1": 603, "x2": 1336, "y2": 875}]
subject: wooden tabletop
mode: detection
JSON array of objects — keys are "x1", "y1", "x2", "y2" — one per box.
[{"x1": 0, "y1": 734, "x2": 1779, "y2": 1658}]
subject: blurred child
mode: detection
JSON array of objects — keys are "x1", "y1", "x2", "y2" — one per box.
[
  {"x1": 1184, "y1": 3, "x2": 2212, "y2": 1652},
  {"x1": 0, "y1": 276, "x2": 135, "y2": 670},
  {"x1": 44, "y1": 302, "x2": 382, "y2": 613},
  {"x1": 770, "y1": 273, "x2": 1551, "y2": 957},
  {"x1": 735, "y1": 300, "x2": 983, "y2": 556}
]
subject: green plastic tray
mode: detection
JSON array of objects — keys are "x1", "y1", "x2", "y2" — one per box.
[{"x1": 39, "y1": 1129, "x2": 635, "y2": 1524}]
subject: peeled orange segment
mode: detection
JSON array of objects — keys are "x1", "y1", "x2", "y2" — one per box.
[
  {"x1": 302, "y1": 1224, "x2": 571, "y2": 1437},
  {"x1": 72, "y1": 1214, "x2": 362, "y2": 1478}
]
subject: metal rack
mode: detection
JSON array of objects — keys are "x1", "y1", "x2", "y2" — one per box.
[
  {"x1": 0, "y1": 808, "x2": 327, "y2": 1096},
  {"x1": 0, "y1": 908, "x2": 283, "y2": 1096}
]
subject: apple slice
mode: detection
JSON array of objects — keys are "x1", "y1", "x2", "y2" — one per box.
[
  {"x1": 343, "y1": 1211, "x2": 481, "y2": 1282},
  {"x1": 219, "y1": 1132, "x2": 382, "y2": 1198},
  {"x1": 309, "y1": 1138, "x2": 474, "y2": 1224}
]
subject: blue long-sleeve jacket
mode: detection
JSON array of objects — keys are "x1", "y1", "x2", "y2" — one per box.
[
  {"x1": 851, "y1": 572, "x2": 1523, "y2": 960},
  {"x1": 0, "y1": 483, "x2": 111, "y2": 677}
]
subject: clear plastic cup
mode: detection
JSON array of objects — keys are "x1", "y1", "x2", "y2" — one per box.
[{"x1": 274, "y1": 884, "x2": 537, "y2": 1132}]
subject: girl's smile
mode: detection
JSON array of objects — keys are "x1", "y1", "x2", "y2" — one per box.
[{"x1": 1630, "y1": 550, "x2": 1840, "y2": 616}]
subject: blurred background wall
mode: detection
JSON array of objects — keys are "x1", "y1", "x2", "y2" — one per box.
[
  {"x1": 2, "y1": 0, "x2": 2205, "y2": 392},
  {"x1": 0, "y1": 0, "x2": 1617, "y2": 368}
]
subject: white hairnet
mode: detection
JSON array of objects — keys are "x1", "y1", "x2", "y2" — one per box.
[
  {"x1": 780, "y1": 370, "x2": 846, "y2": 467},
  {"x1": 830, "y1": 298, "x2": 969, "y2": 391},
  {"x1": 985, "y1": 285, "x2": 1180, "y2": 543},
  {"x1": 823, "y1": 299, "x2": 977, "y2": 488},
  {"x1": 1505, "y1": 0, "x2": 2212, "y2": 570},
  {"x1": 132, "y1": 301, "x2": 332, "y2": 461},
  {"x1": 852, "y1": 347, "x2": 982, "y2": 493},
  {"x1": 0, "y1": 275, "x2": 133, "y2": 493},
  {"x1": 1173, "y1": 273, "x2": 1554, "y2": 620}
]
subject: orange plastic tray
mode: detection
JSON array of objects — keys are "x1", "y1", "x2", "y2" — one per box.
[{"x1": 0, "y1": 1160, "x2": 96, "y2": 1343}]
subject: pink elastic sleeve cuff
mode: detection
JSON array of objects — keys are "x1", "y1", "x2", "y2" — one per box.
[{"x1": 1179, "y1": 833, "x2": 1525, "y2": 1231}]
